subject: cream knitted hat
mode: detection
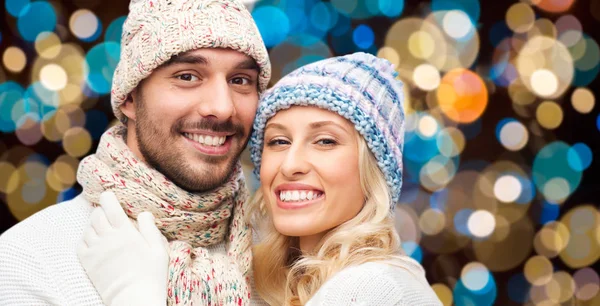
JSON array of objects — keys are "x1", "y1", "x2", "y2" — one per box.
[{"x1": 111, "y1": 0, "x2": 271, "y2": 123}]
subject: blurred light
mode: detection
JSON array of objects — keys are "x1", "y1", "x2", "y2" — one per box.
[
  {"x1": 6, "y1": 0, "x2": 30, "y2": 17},
  {"x1": 517, "y1": 37, "x2": 574, "y2": 99},
  {"x1": 17, "y1": 1, "x2": 57, "y2": 42},
  {"x1": 559, "y1": 205, "x2": 600, "y2": 269},
  {"x1": 540, "y1": 201, "x2": 560, "y2": 225},
  {"x1": 419, "y1": 208, "x2": 446, "y2": 236},
  {"x1": 436, "y1": 127, "x2": 465, "y2": 157},
  {"x1": 0, "y1": 162, "x2": 19, "y2": 194},
  {"x1": 507, "y1": 273, "x2": 531, "y2": 304},
  {"x1": 536, "y1": 101, "x2": 563, "y2": 130},
  {"x1": 3, "y1": 47, "x2": 27, "y2": 73},
  {"x1": 15, "y1": 115, "x2": 42, "y2": 145},
  {"x1": 413, "y1": 64, "x2": 441, "y2": 91},
  {"x1": 534, "y1": 221, "x2": 570, "y2": 258},
  {"x1": 530, "y1": 69, "x2": 558, "y2": 97},
  {"x1": 408, "y1": 31, "x2": 435, "y2": 60},
  {"x1": 40, "y1": 64, "x2": 68, "y2": 91},
  {"x1": 573, "y1": 267, "x2": 599, "y2": 301},
  {"x1": 35, "y1": 32, "x2": 62, "y2": 59},
  {"x1": 460, "y1": 262, "x2": 491, "y2": 291},
  {"x1": 402, "y1": 241, "x2": 423, "y2": 263},
  {"x1": 46, "y1": 154, "x2": 78, "y2": 192},
  {"x1": 524, "y1": 255, "x2": 554, "y2": 286},
  {"x1": 442, "y1": 10, "x2": 474, "y2": 39},
  {"x1": 352, "y1": 24, "x2": 374, "y2": 49},
  {"x1": 543, "y1": 177, "x2": 570, "y2": 203},
  {"x1": 506, "y1": 3, "x2": 535, "y2": 33},
  {"x1": 498, "y1": 120, "x2": 528, "y2": 151},
  {"x1": 573, "y1": 35, "x2": 600, "y2": 86},
  {"x1": 468, "y1": 210, "x2": 495, "y2": 238},
  {"x1": 431, "y1": 283, "x2": 453, "y2": 306},
  {"x1": 556, "y1": 15, "x2": 582, "y2": 48},
  {"x1": 105, "y1": 16, "x2": 126, "y2": 43},
  {"x1": 62, "y1": 126, "x2": 92, "y2": 157},
  {"x1": 534, "y1": 0, "x2": 575, "y2": 13},
  {"x1": 69, "y1": 9, "x2": 102, "y2": 42},
  {"x1": 309, "y1": 2, "x2": 335, "y2": 32},
  {"x1": 437, "y1": 69, "x2": 488, "y2": 124},
  {"x1": 567, "y1": 143, "x2": 592, "y2": 172},
  {"x1": 546, "y1": 271, "x2": 576, "y2": 303},
  {"x1": 377, "y1": 46, "x2": 399, "y2": 66},
  {"x1": 527, "y1": 18, "x2": 557, "y2": 41},
  {"x1": 494, "y1": 175, "x2": 522, "y2": 203},
  {"x1": 331, "y1": 0, "x2": 358, "y2": 16},
  {"x1": 418, "y1": 115, "x2": 439, "y2": 138},
  {"x1": 571, "y1": 87, "x2": 595, "y2": 114},
  {"x1": 432, "y1": 0, "x2": 480, "y2": 22},
  {"x1": 454, "y1": 208, "x2": 473, "y2": 236},
  {"x1": 378, "y1": 0, "x2": 404, "y2": 17},
  {"x1": 0, "y1": 81, "x2": 24, "y2": 133},
  {"x1": 252, "y1": 6, "x2": 290, "y2": 48},
  {"x1": 85, "y1": 42, "x2": 120, "y2": 95}
]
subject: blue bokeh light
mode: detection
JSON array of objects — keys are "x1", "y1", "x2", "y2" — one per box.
[
  {"x1": 532, "y1": 141, "x2": 583, "y2": 202},
  {"x1": 105, "y1": 16, "x2": 127, "y2": 43},
  {"x1": 17, "y1": 1, "x2": 57, "y2": 42},
  {"x1": 252, "y1": 6, "x2": 290, "y2": 48},
  {"x1": 567, "y1": 142, "x2": 593, "y2": 171},
  {"x1": 454, "y1": 267, "x2": 497, "y2": 306},
  {"x1": 378, "y1": 0, "x2": 404, "y2": 17},
  {"x1": 402, "y1": 241, "x2": 423, "y2": 263},
  {"x1": 353, "y1": 24, "x2": 375, "y2": 49},
  {"x1": 432, "y1": 0, "x2": 480, "y2": 22},
  {"x1": 6, "y1": 0, "x2": 30, "y2": 17},
  {"x1": 0, "y1": 82, "x2": 25, "y2": 133},
  {"x1": 506, "y1": 273, "x2": 530, "y2": 303},
  {"x1": 454, "y1": 208, "x2": 473, "y2": 236},
  {"x1": 85, "y1": 42, "x2": 121, "y2": 95},
  {"x1": 540, "y1": 201, "x2": 560, "y2": 225}
]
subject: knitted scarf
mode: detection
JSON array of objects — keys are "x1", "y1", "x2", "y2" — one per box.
[{"x1": 77, "y1": 125, "x2": 252, "y2": 305}]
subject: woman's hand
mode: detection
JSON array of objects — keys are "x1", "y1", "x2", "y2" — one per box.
[{"x1": 77, "y1": 191, "x2": 169, "y2": 306}]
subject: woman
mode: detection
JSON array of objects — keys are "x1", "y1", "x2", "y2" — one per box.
[{"x1": 79, "y1": 53, "x2": 442, "y2": 305}]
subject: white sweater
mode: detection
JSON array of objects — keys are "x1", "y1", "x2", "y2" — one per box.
[
  {"x1": 0, "y1": 194, "x2": 267, "y2": 306},
  {"x1": 306, "y1": 261, "x2": 443, "y2": 306}
]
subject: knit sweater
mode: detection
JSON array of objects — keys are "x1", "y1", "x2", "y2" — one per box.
[
  {"x1": 0, "y1": 194, "x2": 267, "y2": 306},
  {"x1": 306, "y1": 261, "x2": 443, "y2": 306}
]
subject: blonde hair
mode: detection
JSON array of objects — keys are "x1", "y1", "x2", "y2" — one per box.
[{"x1": 248, "y1": 134, "x2": 407, "y2": 305}]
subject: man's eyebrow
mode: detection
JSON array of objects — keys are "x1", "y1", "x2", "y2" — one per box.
[
  {"x1": 235, "y1": 58, "x2": 259, "y2": 72},
  {"x1": 161, "y1": 53, "x2": 208, "y2": 68}
]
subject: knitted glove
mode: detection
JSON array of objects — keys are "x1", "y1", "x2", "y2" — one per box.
[{"x1": 77, "y1": 191, "x2": 169, "y2": 306}]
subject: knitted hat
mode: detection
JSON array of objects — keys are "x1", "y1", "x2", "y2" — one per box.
[
  {"x1": 249, "y1": 52, "x2": 405, "y2": 207},
  {"x1": 111, "y1": 0, "x2": 271, "y2": 123}
]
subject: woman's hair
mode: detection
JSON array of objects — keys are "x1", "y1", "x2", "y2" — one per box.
[{"x1": 247, "y1": 132, "x2": 407, "y2": 305}]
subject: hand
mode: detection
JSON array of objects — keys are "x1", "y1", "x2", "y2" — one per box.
[{"x1": 78, "y1": 191, "x2": 169, "y2": 306}]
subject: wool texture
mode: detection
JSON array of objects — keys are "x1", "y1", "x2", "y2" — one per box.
[
  {"x1": 111, "y1": 0, "x2": 271, "y2": 123},
  {"x1": 77, "y1": 125, "x2": 252, "y2": 305},
  {"x1": 249, "y1": 52, "x2": 406, "y2": 207}
]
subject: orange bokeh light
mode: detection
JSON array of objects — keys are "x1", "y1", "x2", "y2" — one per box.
[
  {"x1": 534, "y1": 0, "x2": 575, "y2": 13},
  {"x1": 436, "y1": 69, "x2": 488, "y2": 123}
]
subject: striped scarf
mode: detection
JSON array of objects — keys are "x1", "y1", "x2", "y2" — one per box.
[{"x1": 77, "y1": 124, "x2": 252, "y2": 305}]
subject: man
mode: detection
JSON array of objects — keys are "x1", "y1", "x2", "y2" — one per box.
[{"x1": 0, "y1": 0, "x2": 270, "y2": 305}]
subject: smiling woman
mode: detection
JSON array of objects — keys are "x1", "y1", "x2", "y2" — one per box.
[{"x1": 247, "y1": 52, "x2": 443, "y2": 305}]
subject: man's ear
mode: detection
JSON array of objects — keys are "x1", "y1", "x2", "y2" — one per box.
[{"x1": 120, "y1": 90, "x2": 137, "y2": 121}]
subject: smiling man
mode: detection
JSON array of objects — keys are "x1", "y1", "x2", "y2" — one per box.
[{"x1": 0, "y1": 0, "x2": 270, "y2": 305}]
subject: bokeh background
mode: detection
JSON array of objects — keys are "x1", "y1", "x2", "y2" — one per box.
[{"x1": 1, "y1": 0, "x2": 599, "y2": 305}]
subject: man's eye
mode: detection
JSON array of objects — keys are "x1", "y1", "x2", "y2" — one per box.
[
  {"x1": 230, "y1": 77, "x2": 251, "y2": 85},
  {"x1": 176, "y1": 74, "x2": 199, "y2": 81}
]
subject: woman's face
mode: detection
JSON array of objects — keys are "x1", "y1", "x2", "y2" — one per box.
[{"x1": 260, "y1": 106, "x2": 365, "y2": 249}]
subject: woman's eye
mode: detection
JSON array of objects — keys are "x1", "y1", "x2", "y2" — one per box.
[
  {"x1": 230, "y1": 77, "x2": 251, "y2": 85},
  {"x1": 176, "y1": 74, "x2": 199, "y2": 82},
  {"x1": 316, "y1": 139, "x2": 337, "y2": 146},
  {"x1": 266, "y1": 139, "x2": 290, "y2": 146}
]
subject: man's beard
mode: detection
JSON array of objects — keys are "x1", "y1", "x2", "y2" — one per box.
[{"x1": 133, "y1": 98, "x2": 248, "y2": 192}]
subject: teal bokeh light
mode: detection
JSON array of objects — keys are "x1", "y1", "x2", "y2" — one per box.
[
  {"x1": 252, "y1": 6, "x2": 290, "y2": 48},
  {"x1": 17, "y1": 1, "x2": 57, "y2": 42},
  {"x1": 85, "y1": 42, "x2": 121, "y2": 95}
]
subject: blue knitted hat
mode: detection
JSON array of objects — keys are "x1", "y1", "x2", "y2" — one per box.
[{"x1": 249, "y1": 52, "x2": 405, "y2": 207}]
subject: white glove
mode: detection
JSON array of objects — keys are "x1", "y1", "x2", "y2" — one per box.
[{"x1": 77, "y1": 191, "x2": 169, "y2": 306}]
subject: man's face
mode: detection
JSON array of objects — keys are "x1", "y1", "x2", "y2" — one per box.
[{"x1": 121, "y1": 48, "x2": 260, "y2": 192}]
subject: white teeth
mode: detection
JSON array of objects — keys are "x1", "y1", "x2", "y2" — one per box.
[
  {"x1": 278, "y1": 190, "x2": 322, "y2": 202},
  {"x1": 184, "y1": 133, "x2": 226, "y2": 147}
]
